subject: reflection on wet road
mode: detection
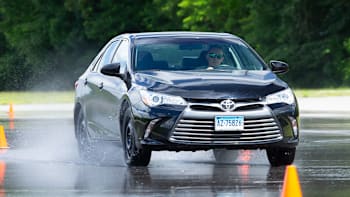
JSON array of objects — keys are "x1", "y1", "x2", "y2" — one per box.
[{"x1": 0, "y1": 117, "x2": 349, "y2": 196}]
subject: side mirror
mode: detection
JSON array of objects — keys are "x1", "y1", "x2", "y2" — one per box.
[
  {"x1": 270, "y1": 60, "x2": 289, "y2": 74},
  {"x1": 101, "y1": 62, "x2": 126, "y2": 78}
]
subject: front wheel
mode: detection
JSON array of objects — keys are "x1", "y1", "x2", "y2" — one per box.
[
  {"x1": 122, "y1": 107, "x2": 151, "y2": 166},
  {"x1": 266, "y1": 147, "x2": 296, "y2": 166}
]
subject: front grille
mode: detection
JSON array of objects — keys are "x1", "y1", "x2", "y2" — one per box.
[
  {"x1": 235, "y1": 104, "x2": 264, "y2": 111},
  {"x1": 170, "y1": 117, "x2": 282, "y2": 144},
  {"x1": 190, "y1": 105, "x2": 221, "y2": 112},
  {"x1": 186, "y1": 98, "x2": 261, "y2": 103},
  {"x1": 187, "y1": 98, "x2": 264, "y2": 112},
  {"x1": 186, "y1": 98, "x2": 221, "y2": 103}
]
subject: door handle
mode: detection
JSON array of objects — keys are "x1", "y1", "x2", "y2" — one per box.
[
  {"x1": 84, "y1": 78, "x2": 88, "y2": 85},
  {"x1": 98, "y1": 82, "x2": 104, "y2": 89}
]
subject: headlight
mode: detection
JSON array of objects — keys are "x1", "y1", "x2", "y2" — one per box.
[
  {"x1": 266, "y1": 88, "x2": 295, "y2": 105},
  {"x1": 139, "y1": 90, "x2": 187, "y2": 107}
]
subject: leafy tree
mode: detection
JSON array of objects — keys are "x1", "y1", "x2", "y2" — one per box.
[
  {"x1": 0, "y1": 0, "x2": 92, "y2": 90},
  {"x1": 0, "y1": 0, "x2": 349, "y2": 90},
  {"x1": 178, "y1": 0, "x2": 248, "y2": 33},
  {"x1": 0, "y1": 0, "x2": 184, "y2": 90},
  {"x1": 241, "y1": 0, "x2": 350, "y2": 87},
  {"x1": 143, "y1": 0, "x2": 183, "y2": 31}
]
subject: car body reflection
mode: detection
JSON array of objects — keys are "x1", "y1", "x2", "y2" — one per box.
[{"x1": 74, "y1": 157, "x2": 285, "y2": 196}]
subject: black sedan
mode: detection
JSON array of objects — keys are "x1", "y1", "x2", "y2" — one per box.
[{"x1": 74, "y1": 32, "x2": 299, "y2": 166}]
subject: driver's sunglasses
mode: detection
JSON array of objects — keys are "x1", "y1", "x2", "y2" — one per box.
[{"x1": 208, "y1": 53, "x2": 224, "y2": 59}]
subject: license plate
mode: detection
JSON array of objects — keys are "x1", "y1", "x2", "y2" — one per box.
[{"x1": 215, "y1": 116, "x2": 244, "y2": 131}]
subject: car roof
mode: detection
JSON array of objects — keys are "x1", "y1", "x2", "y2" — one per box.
[{"x1": 111, "y1": 31, "x2": 240, "y2": 41}]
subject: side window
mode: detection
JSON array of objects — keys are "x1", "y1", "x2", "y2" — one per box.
[
  {"x1": 90, "y1": 45, "x2": 109, "y2": 71},
  {"x1": 112, "y1": 39, "x2": 129, "y2": 64},
  {"x1": 91, "y1": 55, "x2": 103, "y2": 72},
  {"x1": 90, "y1": 54, "x2": 102, "y2": 72},
  {"x1": 93, "y1": 40, "x2": 120, "y2": 71}
]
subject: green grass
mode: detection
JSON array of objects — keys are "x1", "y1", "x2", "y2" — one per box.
[
  {"x1": 0, "y1": 91, "x2": 74, "y2": 104},
  {"x1": 294, "y1": 88, "x2": 350, "y2": 97},
  {"x1": 0, "y1": 88, "x2": 350, "y2": 104}
]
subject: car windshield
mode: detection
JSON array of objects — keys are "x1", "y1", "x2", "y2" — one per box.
[{"x1": 133, "y1": 37, "x2": 267, "y2": 72}]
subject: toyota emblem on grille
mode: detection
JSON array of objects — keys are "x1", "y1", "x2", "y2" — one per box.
[{"x1": 220, "y1": 99, "x2": 235, "y2": 112}]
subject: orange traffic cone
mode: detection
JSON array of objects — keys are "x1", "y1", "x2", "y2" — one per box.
[
  {"x1": 0, "y1": 126, "x2": 9, "y2": 149},
  {"x1": 281, "y1": 165, "x2": 303, "y2": 197},
  {"x1": 8, "y1": 103, "x2": 14, "y2": 120},
  {"x1": 7, "y1": 103, "x2": 15, "y2": 130}
]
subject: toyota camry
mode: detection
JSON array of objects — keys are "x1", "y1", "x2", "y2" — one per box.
[{"x1": 74, "y1": 32, "x2": 299, "y2": 166}]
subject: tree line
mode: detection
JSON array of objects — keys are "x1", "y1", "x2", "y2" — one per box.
[{"x1": 0, "y1": 0, "x2": 349, "y2": 90}]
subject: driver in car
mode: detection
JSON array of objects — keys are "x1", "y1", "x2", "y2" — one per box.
[{"x1": 206, "y1": 46, "x2": 225, "y2": 70}]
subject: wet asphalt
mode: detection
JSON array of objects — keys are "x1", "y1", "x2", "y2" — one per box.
[{"x1": 0, "y1": 100, "x2": 349, "y2": 196}]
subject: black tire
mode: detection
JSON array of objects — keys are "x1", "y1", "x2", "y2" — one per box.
[
  {"x1": 213, "y1": 149, "x2": 239, "y2": 163},
  {"x1": 75, "y1": 110, "x2": 104, "y2": 163},
  {"x1": 122, "y1": 106, "x2": 151, "y2": 166},
  {"x1": 266, "y1": 147, "x2": 296, "y2": 166}
]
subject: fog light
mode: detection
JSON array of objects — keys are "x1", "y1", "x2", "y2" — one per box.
[
  {"x1": 289, "y1": 117, "x2": 298, "y2": 137},
  {"x1": 144, "y1": 118, "x2": 161, "y2": 138}
]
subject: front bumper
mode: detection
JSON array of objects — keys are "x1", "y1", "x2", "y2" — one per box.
[{"x1": 133, "y1": 101, "x2": 299, "y2": 151}]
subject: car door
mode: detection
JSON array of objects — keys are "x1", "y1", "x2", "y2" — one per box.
[
  {"x1": 84, "y1": 40, "x2": 121, "y2": 140},
  {"x1": 98, "y1": 39, "x2": 130, "y2": 140}
]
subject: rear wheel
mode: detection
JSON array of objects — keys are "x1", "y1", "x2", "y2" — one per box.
[
  {"x1": 266, "y1": 147, "x2": 296, "y2": 166},
  {"x1": 213, "y1": 149, "x2": 239, "y2": 163},
  {"x1": 75, "y1": 110, "x2": 103, "y2": 163},
  {"x1": 122, "y1": 106, "x2": 151, "y2": 166}
]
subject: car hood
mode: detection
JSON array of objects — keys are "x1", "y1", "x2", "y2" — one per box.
[{"x1": 134, "y1": 70, "x2": 288, "y2": 100}]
